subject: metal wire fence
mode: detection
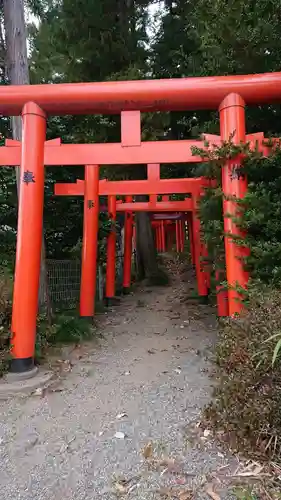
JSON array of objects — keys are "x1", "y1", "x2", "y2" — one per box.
[{"x1": 39, "y1": 233, "x2": 135, "y2": 312}]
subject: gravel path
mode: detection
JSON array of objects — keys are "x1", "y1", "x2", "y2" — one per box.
[{"x1": 0, "y1": 263, "x2": 237, "y2": 499}]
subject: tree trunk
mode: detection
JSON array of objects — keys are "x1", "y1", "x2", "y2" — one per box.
[
  {"x1": 132, "y1": 165, "x2": 169, "y2": 285},
  {"x1": 3, "y1": 0, "x2": 53, "y2": 323},
  {"x1": 135, "y1": 203, "x2": 169, "y2": 286}
]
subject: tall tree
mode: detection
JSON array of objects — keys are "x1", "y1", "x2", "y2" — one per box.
[
  {"x1": 3, "y1": 0, "x2": 52, "y2": 320},
  {"x1": 29, "y1": 0, "x2": 167, "y2": 283},
  {"x1": 153, "y1": 0, "x2": 281, "y2": 137}
]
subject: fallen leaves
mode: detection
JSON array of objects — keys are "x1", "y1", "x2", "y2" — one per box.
[
  {"x1": 57, "y1": 359, "x2": 73, "y2": 373},
  {"x1": 158, "y1": 457, "x2": 182, "y2": 475},
  {"x1": 158, "y1": 486, "x2": 193, "y2": 499},
  {"x1": 142, "y1": 441, "x2": 153, "y2": 459},
  {"x1": 33, "y1": 387, "x2": 45, "y2": 397},
  {"x1": 205, "y1": 484, "x2": 221, "y2": 500},
  {"x1": 232, "y1": 460, "x2": 266, "y2": 478},
  {"x1": 158, "y1": 486, "x2": 174, "y2": 498},
  {"x1": 59, "y1": 436, "x2": 76, "y2": 453},
  {"x1": 178, "y1": 490, "x2": 193, "y2": 500},
  {"x1": 113, "y1": 476, "x2": 140, "y2": 496},
  {"x1": 114, "y1": 480, "x2": 128, "y2": 495}
]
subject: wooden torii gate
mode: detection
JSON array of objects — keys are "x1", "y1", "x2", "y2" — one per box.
[
  {"x1": 0, "y1": 71, "x2": 279, "y2": 374},
  {"x1": 54, "y1": 168, "x2": 209, "y2": 313}
]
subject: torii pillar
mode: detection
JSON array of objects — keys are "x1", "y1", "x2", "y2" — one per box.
[
  {"x1": 219, "y1": 94, "x2": 248, "y2": 315},
  {"x1": 11, "y1": 103, "x2": 46, "y2": 374}
]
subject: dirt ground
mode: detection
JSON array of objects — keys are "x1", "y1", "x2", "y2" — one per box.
[{"x1": 0, "y1": 257, "x2": 239, "y2": 499}]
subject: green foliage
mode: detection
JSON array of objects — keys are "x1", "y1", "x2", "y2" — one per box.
[
  {"x1": 191, "y1": 140, "x2": 281, "y2": 289},
  {"x1": 195, "y1": 140, "x2": 281, "y2": 462},
  {"x1": 232, "y1": 486, "x2": 258, "y2": 500},
  {"x1": 243, "y1": 147, "x2": 281, "y2": 285},
  {"x1": 205, "y1": 283, "x2": 281, "y2": 461},
  {"x1": 25, "y1": 0, "x2": 151, "y2": 261},
  {"x1": 152, "y1": 0, "x2": 281, "y2": 137},
  {"x1": 0, "y1": 270, "x2": 13, "y2": 376},
  {"x1": 36, "y1": 312, "x2": 94, "y2": 360}
]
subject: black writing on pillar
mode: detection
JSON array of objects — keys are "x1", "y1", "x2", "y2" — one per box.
[
  {"x1": 127, "y1": 213, "x2": 131, "y2": 219},
  {"x1": 88, "y1": 200, "x2": 94, "y2": 209},
  {"x1": 94, "y1": 99, "x2": 169, "y2": 111},
  {"x1": 23, "y1": 170, "x2": 35, "y2": 185},
  {"x1": 229, "y1": 165, "x2": 246, "y2": 181}
]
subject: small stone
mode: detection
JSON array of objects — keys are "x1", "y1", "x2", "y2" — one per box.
[
  {"x1": 114, "y1": 431, "x2": 126, "y2": 439},
  {"x1": 116, "y1": 413, "x2": 127, "y2": 420},
  {"x1": 33, "y1": 387, "x2": 44, "y2": 397}
]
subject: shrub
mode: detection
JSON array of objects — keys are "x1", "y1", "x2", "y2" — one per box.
[
  {"x1": 36, "y1": 312, "x2": 94, "y2": 360},
  {"x1": 205, "y1": 282, "x2": 281, "y2": 461},
  {"x1": 0, "y1": 272, "x2": 12, "y2": 375}
]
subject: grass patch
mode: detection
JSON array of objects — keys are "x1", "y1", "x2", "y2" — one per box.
[
  {"x1": 205, "y1": 282, "x2": 281, "y2": 462},
  {"x1": 36, "y1": 312, "x2": 95, "y2": 361},
  {"x1": 0, "y1": 272, "x2": 12, "y2": 376}
]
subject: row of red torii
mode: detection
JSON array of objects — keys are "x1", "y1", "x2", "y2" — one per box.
[
  {"x1": 54, "y1": 165, "x2": 213, "y2": 309},
  {"x1": 4, "y1": 109, "x2": 270, "y2": 371},
  {"x1": 1, "y1": 72, "x2": 280, "y2": 374}
]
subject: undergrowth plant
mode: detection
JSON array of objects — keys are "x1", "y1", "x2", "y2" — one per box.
[
  {"x1": 36, "y1": 312, "x2": 94, "y2": 361},
  {"x1": 0, "y1": 271, "x2": 12, "y2": 375},
  {"x1": 207, "y1": 283, "x2": 281, "y2": 459},
  {"x1": 192, "y1": 138, "x2": 281, "y2": 462}
]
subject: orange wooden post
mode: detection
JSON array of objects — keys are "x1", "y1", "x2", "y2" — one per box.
[
  {"x1": 178, "y1": 220, "x2": 181, "y2": 251},
  {"x1": 159, "y1": 224, "x2": 162, "y2": 251},
  {"x1": 154, "y1": 225, "x2": 158, "y2": 251},
  {"x1": 106, "y1": 195, "x2": 117, "y2": 305},
  {"x1": 154, "y1": 227, "x2": 157, "y2": 251},
  {"x1": 192, "y1": 198, "x2": 209, "y2": 299},
  {"x1": 161, "y1": 220, "x2": 166, "y2": 252},
  {"x1": 170, "y1": 222, "x2": 175, "y2": 250},
  {"x1": 216, "y1": 270, "x2": 229, "y2": 317},
  {"x1": 219, "y1": 93, "x2": 248, "y2": 315},
  {"x1": 123, "y1": 195, "x2": 133, "y2": 294},
  {"x1": 11, "y1": 102, "x2": 46, "y2": 374},
  {"x1": 80, "y1": 164, "x2": 99, "y2": 317},
  {"x1": 179, "y1": 220, "x2": 184, "y2": 252},
  {"x1": 156, "y1": 224, "x2": 161, "y2": 252},
  {"x1": 181, "y1": 221, "x2": 185, "y2": 252},
  {"x1": 188, "y1": 216, "x2": 195, "y2": 265},
  {"x1": 166, "y1": 223, "x2": 170, "y2": 250},
  {"x1": 202, "y1": 243, "x2": 211, "y2": 289},
  {"x1": 166, "y1": 222, "x2": 173, "y2": 250},
  {"x1": 175, "y1": 220, "x2": 180, "y2": 252}
]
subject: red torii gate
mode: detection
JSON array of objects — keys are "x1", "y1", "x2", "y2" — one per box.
[
  {"x1": 0, "y1": 71, "x2": 280, "y2": 375},
  {"x1": 54, "y1": 175, "x2": 204, "y2": 310},
  {"x1": 2, "y1": 124, "x2": 213, "y2": 374},
  {"x1": 151, "y1": 212, "x2": 189, "y2": 255}
]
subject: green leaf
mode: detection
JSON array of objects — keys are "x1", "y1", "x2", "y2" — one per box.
[{"x1": 272, "y1": 338, "x2": 281, "y2": 366}]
